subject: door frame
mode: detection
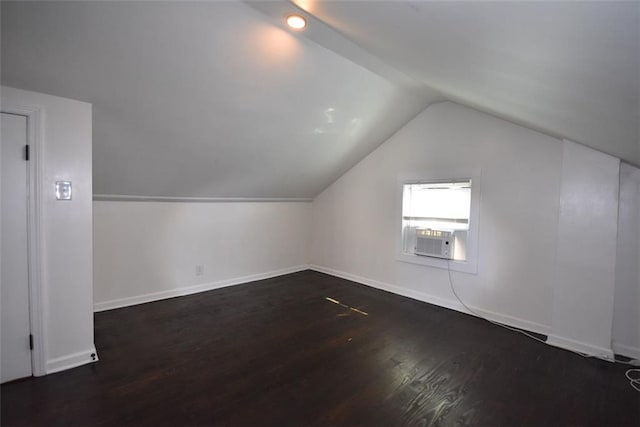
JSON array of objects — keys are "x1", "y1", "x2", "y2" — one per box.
[{"x1": 1, "y1": 104, "x2": 46, "y2": 376}]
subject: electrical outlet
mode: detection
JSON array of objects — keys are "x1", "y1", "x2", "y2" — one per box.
[{"x1": 195, "y1": 264, "x2": 204, "y2": 276}]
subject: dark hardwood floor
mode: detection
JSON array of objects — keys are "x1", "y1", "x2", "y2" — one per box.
[{"x1": 2, "y1": 270, "x2": 638, "y2": 426}]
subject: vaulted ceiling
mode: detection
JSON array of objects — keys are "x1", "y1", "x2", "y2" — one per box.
[
  {"x1": 2, "y1": 1, "x2": 638, "y2": 199},
  {"x1": 280, "y1": 0, "x2": 640, "y2": 164}
]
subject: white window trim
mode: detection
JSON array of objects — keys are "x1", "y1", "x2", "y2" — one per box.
[{"x1": 395, "y1": 169, "x2": 481, "y2": 274}]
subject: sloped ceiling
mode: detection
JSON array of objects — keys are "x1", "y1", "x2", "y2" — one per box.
[
  {"x1": 1, "y1": 1, "x2": 431, "y2": 199},
  {"x1": 292, "y1": 0, "x2": 640, "y2": 165},
  {"x1": 2, "y1": 1, "x2": 639, "y2": 201}
]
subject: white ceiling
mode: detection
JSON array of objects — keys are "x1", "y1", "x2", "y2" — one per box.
[
  {"x1": 2, "y1": 1, "x2": 638, "y2": 200},
  {"x1": 293, "y1": 0, "x2": 640, "y2": 164},
  {"x1": 1, "y1": 1, "x2": 429, "y2": 198}
]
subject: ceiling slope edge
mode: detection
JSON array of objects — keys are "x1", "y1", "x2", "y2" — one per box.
[
  {"x1": 243, "y1": 0, "x2": 443, "y2": 104},
  {"x1": 93, "y1": 194, "x2": 313, "y2": 203}
]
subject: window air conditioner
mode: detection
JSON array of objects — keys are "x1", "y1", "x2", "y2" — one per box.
[{"x1": 415, "y1": 229, "x2": 454, "y2": 259}]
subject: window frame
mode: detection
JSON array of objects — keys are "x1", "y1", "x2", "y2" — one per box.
[{"x1": 395, "y1": 170, "x2": 481, "y2": 274}]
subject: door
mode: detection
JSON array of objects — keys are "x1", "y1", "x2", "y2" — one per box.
[{"x1": 1, "y1": 112, "x2": 32, "y2": 383}]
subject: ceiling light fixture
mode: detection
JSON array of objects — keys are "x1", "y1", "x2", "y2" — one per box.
[{"x1": 286, "y1": 14, "x2": 307, "y2": 30}]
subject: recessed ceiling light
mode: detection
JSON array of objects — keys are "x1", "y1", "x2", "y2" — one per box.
[{"x1": 286, "y1": 14, "x2": 307, "y2": 30}]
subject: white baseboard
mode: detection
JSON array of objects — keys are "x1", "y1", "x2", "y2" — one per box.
[
  {"x1": 94, "y1": 265, "x2": 310, "y2": 312},
  {"x1": 310, "y1": 265, "x2": 622, "y2": 361},
  {"x1": 46, "y1": 346, "x2": 99, "y2": 374},
  {"x1": 546, "y1": 335, "x2": 615, "y2": 362},
  {"x1": 612, "y1": 342, "x2": 640, "y2": 360},
  {"x1": 309, "y1": 264, "x2": 551, "y2": 337},
  {"x1": 93, "y1": 264, "x2": 624, "y2": 362}
]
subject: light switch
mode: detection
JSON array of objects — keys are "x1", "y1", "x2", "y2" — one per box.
[{"x1": 55, "y1": 181, "x2": 72, "y2": 200}]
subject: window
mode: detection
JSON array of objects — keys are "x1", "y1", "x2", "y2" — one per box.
[
  {"x1": 402, "y1": 180, "x2": 471, "y2": 260},
  {"x1": 397, "y1": 176, "x2": 479, "y2": 273}
]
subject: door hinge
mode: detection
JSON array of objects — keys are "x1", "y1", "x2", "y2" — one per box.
[
  {"x1": 29, "y1": 334, "x2": 34, "y2": 350},
  {"x1": 25, "y1": 145, "x2": 30, "y2": 161}
]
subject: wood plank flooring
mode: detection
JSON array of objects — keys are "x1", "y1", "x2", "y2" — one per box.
[{"x1": 2, "y1": 270, "x2": 638, "y2": 426}]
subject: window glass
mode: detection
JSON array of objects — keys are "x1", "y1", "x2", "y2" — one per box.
[{"x1": 401, "y1": 180, "x2": 471, "y2": 261}]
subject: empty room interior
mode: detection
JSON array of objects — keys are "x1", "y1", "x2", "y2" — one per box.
[{"x1": 1, "y1": 1, "x2": 640, "y2": 426}]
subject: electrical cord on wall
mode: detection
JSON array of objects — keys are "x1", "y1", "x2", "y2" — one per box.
[{"x1": 445, "y1": 259, "x2": 640, "y2": 392}]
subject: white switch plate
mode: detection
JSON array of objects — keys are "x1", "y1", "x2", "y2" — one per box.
[{"x1": 55, "y1": 181, "x2": 72, "y2": 200}]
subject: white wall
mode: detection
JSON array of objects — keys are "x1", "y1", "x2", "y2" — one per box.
[
  {"x1": 312, "y1": 102, "x2": 562, "y2": 333},
  {"x1": 1, "y1": 86, "x2": 96, "y2": 374},
  {"x1": 93, "y1": 201, "x2": 310, "y2": 310},
  {"x1": 310, "y1": 101, "x2": 631, "y2": 357},
  {"x1": 613, "y1": 162, "x2": 640, "y2": 359},
  {"x1": 548, "y1": 141, "x2": 619, "y2": 358}
]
